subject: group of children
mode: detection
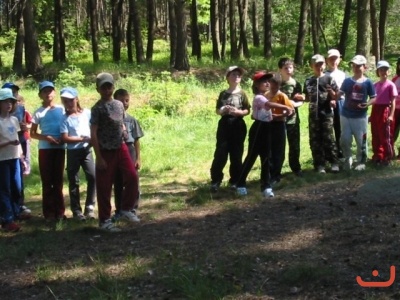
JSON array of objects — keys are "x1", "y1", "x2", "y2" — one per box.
[
  {"x1": 210, "y1": 51, "x2": 400, "y2": 198},
  {"x1": 0, "y1": 73, "x2": 143, "y2": 232}
]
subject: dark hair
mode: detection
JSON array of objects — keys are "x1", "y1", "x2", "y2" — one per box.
[
  {"x1": 0, "y1": 99, "x2": 17, "y2": 114},
  {"x1": 396, "y1": 57, "x2": 400, "y2": 76},
  {"x1": 278, "y1": 57, "x2": 294, "y2": 69},
  {"x1": 63, "y1": 97, "x2": 83, "y2": 116},
  {"x1": 113, "y1": 88, "x2": 129, "y2": 99}
]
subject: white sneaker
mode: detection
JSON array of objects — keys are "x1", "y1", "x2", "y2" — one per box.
[
  {"x1": 263, "y1": 188, "x2": 274, "y2": 198},
  {"x1": 120, "y1": 210, "x2": 140, "y2": 223},
  {"x1": 343, "y1": 157, "x2": 353, "y2": 170},
  {"x1": 331, "y1": 164, "x2": 339, "y2": 172},
  {"x1": 317, "y1": 166, "x2": 326, "y2": 174},
  {"x1": 354, "y1": 164, "x2": 366, "y2": 171},
  {"x1": 99, "y1": 219, "x2": 121, "y2": 232},
  {"x1": 236, "y1": 187, "x2": 247, "y2": 196}
]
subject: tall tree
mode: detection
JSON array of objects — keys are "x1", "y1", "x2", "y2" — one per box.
[
  {"x1": 53, "y1": 0, "x2": 66, "y2": 62},
  {"x1": 111, "y1": 0, "x2": 124, "y2": 62},
  {"x1": 13, "y1": 0, "x2": 25, "y2": 74},
  {"x1": 127, "y1": 0, "x2": 145, "y2": 64},
  {"x1": 250, "y1": 0, "x2": 260, "y2": 47},
  {"x1": 23, "y1": 0, "x2": 43, "y2": 75},
  {"x1": 294, "y1": 0, "x2": 309, "y2": 66},
  {"x1": 370, "y1": 0, "x2": 380, "y2": 60},
  {"x1": 378, "y1": 0, "x2": 389, "y2": 59},
  {"x1": 168, "y1": 0, "x2": 177, "y2": 66},
  {"x1": 229, "y1": 0, "x2": 239, "y2": 59},
  {"x1": 263, "y1": 0, "x2": 272, "y2": 58},
  {"x1": 87, "y1": 0, "x2": 99, "y2": 62},
  {"x1": 356, "y1": 0, "x2": 370, "y2": 56},
  {"x1": 237, "y1": 0, "x2": 249, "y2": 58},
  {"x1": 219, "y1": 0, "x2": 228, "y2": 60},
  {"x1": 173, "y1": 0, "x2": 190, "y2": 70},
  {"x1": 338, "y1": 0, "x2": 352, "y2": 57},
  {"x1": 309, "y1": 0, "x2": 319, "y2": 54},
  {"x1": 146, "y1": 0, "x2": 155, "y2": 62},
  {"x1": 190, "y1": 0, "x2": 201, "y2": 60},
  {"x1": 210, "y1": 0, "x2": 221, "y2": 61}
]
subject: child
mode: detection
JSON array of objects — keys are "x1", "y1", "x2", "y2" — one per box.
[
  {"x1": 236, "y1": 72, "x2": 293, "y2": 198},
  {"x1": 90, "y1": 73, "x2": 139, "y2": 232},
  {"x1": 31, "y1": 81, "x2": 66, "y2": 221},
  {"x1": 339, "y1": 55, "x2": 376, "y2": 171},
  {"x1": 112, "y1": 89, "x2": 144, "y2": 220},
  {"x1": 391, "y1": 58, "x2": 400, "y2": 158},
  {"x1": 0, "y1": 88, "x2": 24, "y2": 231},
  {"x1": 210, "y1": 66, "x2": 251, "y2": 192},
  {"x1": 278, "y1": 58, "x2": 305, "y2": 176},
  {"x1": 362, "y1": 61, "x2": 398, "y2": 165},
  {"x1": 265, "y1": 73, "x2": 295, "y2": 184},
  {"x1": 325, "y1": 49, "x2": 347, "y2": 159},
  {"x1": 60, "y1": 87, "x2": 96, "y2": 220},
  {"x1": 304, "y1": 54, "x2": 340, "y2": 173},
  {"x1": 2, "y1": 82, "x2": 32, "y2": 217}
]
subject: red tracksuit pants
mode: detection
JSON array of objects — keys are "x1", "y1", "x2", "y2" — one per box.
[{"x1": 370, "y1": 104, "x2": 394, "y2": 162}]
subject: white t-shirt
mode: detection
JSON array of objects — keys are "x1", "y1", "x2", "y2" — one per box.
[
  {"x1": 252, "y1": 94, "x2": 273, "y2": 122},
  {"x1": 0, "y1": 115, "x2": 22, "y2": 161},
  {"x1": 326, "y1": 69, "x2": 346, "y2": 100}
]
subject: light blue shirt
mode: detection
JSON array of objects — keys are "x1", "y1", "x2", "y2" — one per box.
[
  {"x1": 60, "y1": 109, "x2": 91, "y2": 150},
  {"x1": 33, "y1": 105, "x2": 65, "y2": 149}
]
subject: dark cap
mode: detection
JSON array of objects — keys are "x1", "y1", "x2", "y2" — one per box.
[
  {"x1": 2, "y1": 82, "x2": 19, "y2": 90},
  {"x1": 39, "y1": 81, "x2": 55, "y2": 92},
  {"x1": 96, "y1": 72, "x2": 114, "y2": 87}
]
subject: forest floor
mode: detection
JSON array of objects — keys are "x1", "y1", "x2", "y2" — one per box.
[{"x1": 1, "y1": 163, "x2": 400, "y2": 299}]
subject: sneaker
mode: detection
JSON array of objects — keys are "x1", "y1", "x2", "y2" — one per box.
[
  {"x1": 2, "y1": 222, "x2": 21, "y2": 232},
  {"x1": 210, "y1": 182, "x2": 220, "y2": 193},
  {"x1": 236, "y1": 187, "x2": 247, "y2": 196},
  {"x1": 74, "y1": 212, "x2": 86, "y2": 221},
  {"x1": 99, "y1": 219, "x2": 121, "y2": 232},
  {"x1": 229, "y1": 184, "x2": 237, "y2": 190},
  {"x1": 20, "y1": 205, "x2": 31, "y2": 215},
  {"x1": 120, "y1": 210, "x2": 140, "y2": 223},
  {"x1": 85, "y1": 211, "x2": 96, "y2": 220},
  {"x1": 111, "y1": 212, "x2": 122, "y2": 223},
  {"x1": 317, "y1": 166, "x2": 326, "y2": 174},
  {"x1": 354, "y1": 164, "x2": 366, "y2": 171},
  {"x1": 331, "y1": 164, "x2": 340, "y2": 172},
  {"x1": 263, "y1": 188, "x2": 274, "y2": 198}
]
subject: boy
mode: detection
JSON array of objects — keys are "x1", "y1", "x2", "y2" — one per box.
[
  {"x1": 210, "y1": 66, "x2": 251, "y2": 192},
  {"x1": 90, "y1": 73, "x2": 139, "y2": 232},
  {"x1": 113, "y1": 89, "x2": 144, "y2": 220},
  {"x1": 325, "y1": 49, "x2": 347, "y2": 159},
  {"x1": 339, "y1": 55, "x2": 376, "y2": 170},
  {"x1": 265, "y1": 73, "x2": 294, "y2": 184},
  {"x1": 304, "y1": 54, "x2": 340, "y2": 173},
  {"x1": 278, "y1": 58, "x2": 305, "y2": 176}
]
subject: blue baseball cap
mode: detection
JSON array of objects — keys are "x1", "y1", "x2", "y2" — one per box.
[
  {"x1": 38, "y1": 81, "x2": 55, "y2": 92},
  {"x1": 60, "y1": 87, "x2": 78, "y2": 99},
  {"x1": 2, "y1": 82, "x2": 19, "y2": 90},
  {"x1": 0, "y1": 88, "x2": 17, "y2": 101}
]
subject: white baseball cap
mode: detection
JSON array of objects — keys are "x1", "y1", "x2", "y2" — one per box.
[
  {"x1": 327, "y1": 49, "x2": 341, "y2": 58},
  {"x1": 376, "y1": 60, "x2": 390, "y2": 69},
  {"x1": 350, "y1": 55, "x2": 367, "y2": 65}
]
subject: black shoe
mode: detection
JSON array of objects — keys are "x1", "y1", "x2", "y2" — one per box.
[{"x1": 210, "y1": 183, "x2": 220, "y2": 193}]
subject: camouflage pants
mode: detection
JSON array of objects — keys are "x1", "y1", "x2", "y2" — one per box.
[{"x1": 308, "y1": 115, "x2": 338, "y2": 168}]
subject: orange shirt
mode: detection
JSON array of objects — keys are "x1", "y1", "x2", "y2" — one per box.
[{"x1": 265, "y1": 91, "x2": 293, "y2": 121}]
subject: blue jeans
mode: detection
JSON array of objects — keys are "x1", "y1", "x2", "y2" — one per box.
[{"x1": 0, "y1": 159, "x2": 22, "y2": 224}]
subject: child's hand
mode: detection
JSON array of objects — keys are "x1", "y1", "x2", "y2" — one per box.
[
  {"x1": 9, "y1": 139, "x2": 20, "y2": 146},
  {"x1": 135, "y1": 159, "x2": 141, "y2": 170},
  {"x1": 330, "y1": 100, "x2": 336, "y2": 109},
  {"x1": 293, "y1": 93, "x2": 305, "y2": 101},
  {"x1": 388, "y1": 116, "x2": 394, "y2": 123},
  {"x1": 47, "y1": 136, "x2": 61, "y2": 145},
  {"x1": 358, "y1": 103, "x2": 368, "y2": 109}
]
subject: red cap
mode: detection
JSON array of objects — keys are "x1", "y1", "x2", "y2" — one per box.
[{"x1": 252, "y1": 72, "x2": 274, "y2": 81}]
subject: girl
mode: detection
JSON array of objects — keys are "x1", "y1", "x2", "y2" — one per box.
[
  {"x1": 236, "y1": 72, "x2": 293, "y2": 198},
  {"x1": 60, "y1": 87, "x2": 96, "y2": 221},
  {"x1": 391, "y1": 58, "x2": 400, "y2": 158},
  {"x1": 0, "y1": 88, "x2": 23, "y2": 231},
  {"x1": 31, "y1": 81, "x2": 66, "y2": 221},
  {"x1": 363, "y1": 61, "x2": 398, "y2": 165}
]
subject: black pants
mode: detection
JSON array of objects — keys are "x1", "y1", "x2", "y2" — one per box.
[
  {"x1": 269, "y1": 121, "x2": 286, "y2": 181},
  {"x1": 210, "y1": 116, "x2": 247, "y2": 185},
  {"x1": 237, "y1": 120, "x2": 272, "y2": 191},
  {"x1": 286, "y1": 122, "x2": 301, "y2": 173}
]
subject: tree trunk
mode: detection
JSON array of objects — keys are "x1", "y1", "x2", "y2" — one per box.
[
  {"x1": 338, "y1": 0, "x2": 352, "y2": 57},
  {"x1": 168, "y1": 0, "x2": 177, "y2": 66},
  {"x1": 379, "y1": 0, "x2": 389, "y2": 59},
  {"x1": 88, "y1": 0, "x2": 99, "y2": 62},
  {"x1": 356, "y1": 0, "x2": 370, "y2": 56},
  {"x1": 229, "y1": 0, "x2": 239, "y2": 59},
  {"x1": 309, "y1": 0, "x2": 319, "y2": 54},
  {"x1": 111, "y1": 0, "x2": 123, "y2": 62},
  {"x1": 294, "y1": 0, "x2": 309, "y2": 66},
  {"x1": 237, "y1": 0, "x2": 249, "y2": 58},
  {"x1": 210, "y1": 0, "x2": 221, "y2": 61},
  {"x1": 173, "y1": 0, "x2": 190, "y2": 70},
  {"x1": 23, "y1": 0, "x2": 43, "y2": 76},
  {"x1": 251, "y1": 0, "x2": 260, "y2": 47},
  {"x1": 53, "y1": 0, "x2": 66, "y2": 62},
  {"x1": 370, "y1": 0, "x2": 380, "y2": 61},
  {"x1": 146, "y1": 0, "x2": 155, "y2": 62},
  {"x1": 127, "y1": 0, "x2": 145, "y2": 64},
  {"x1": 263, "y1": 0, "x2": 272, "y2": 58},
  {"x1": 190, "y1": 0, "x2": 201, "y2": 60},
  {"x1": 219, "y1": 0, "x2": 227, "y2": 60},
  {"x1": 13, "y1": 0, "x2": 25, "y2": 75}
]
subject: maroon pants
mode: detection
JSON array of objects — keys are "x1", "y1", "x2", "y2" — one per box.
[
  {"x1": 38, "y1": 149, "x2": 65, "y2": 219},
  {"x1": 370, "y1": 105, "x2": 394, "y2": 161},
  {"x1": 96, "y1": 143, "x2": 138, "y2": 222}
]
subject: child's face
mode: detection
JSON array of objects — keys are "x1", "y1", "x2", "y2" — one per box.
[
  {"x1": 39, "y1": 87, "x2": 55, "y2": 103},
  {"x1": 280, "y1": 64, "x2": 294, "y2": 77},
  {"x1": 227, "y1": 71, "x2": 242, "y2": 85},
  {"x1": 61, "y1": 97, "x2": 77, "y2": 112},
  {"x1": 327, "y1": 56, "x2": 340, "y2": 69},
  {"x1": 351, "y1": 63, "x2": 366, "y2": 75},
  {"x1": 97, "y1": 83, "x2": 114, "y2": 99},
  {"x1": 378, "y1": 67, "x2": 390, "y2": 79},
  {"x1": 312, "y1": 62, "x2": 325, "y2": 75},
  {"x1": 0, "y1": 99, "x2": 14, "y2": 113},
  {"x1": 267, "y1": 79, "x2": 279, "y2": 92},
  {"x1": 257, "y1": 79, "x2": 269, "y2": 93},
  {"x1": 115, "y1": 94, "x2": 130, "y2": 110}
]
